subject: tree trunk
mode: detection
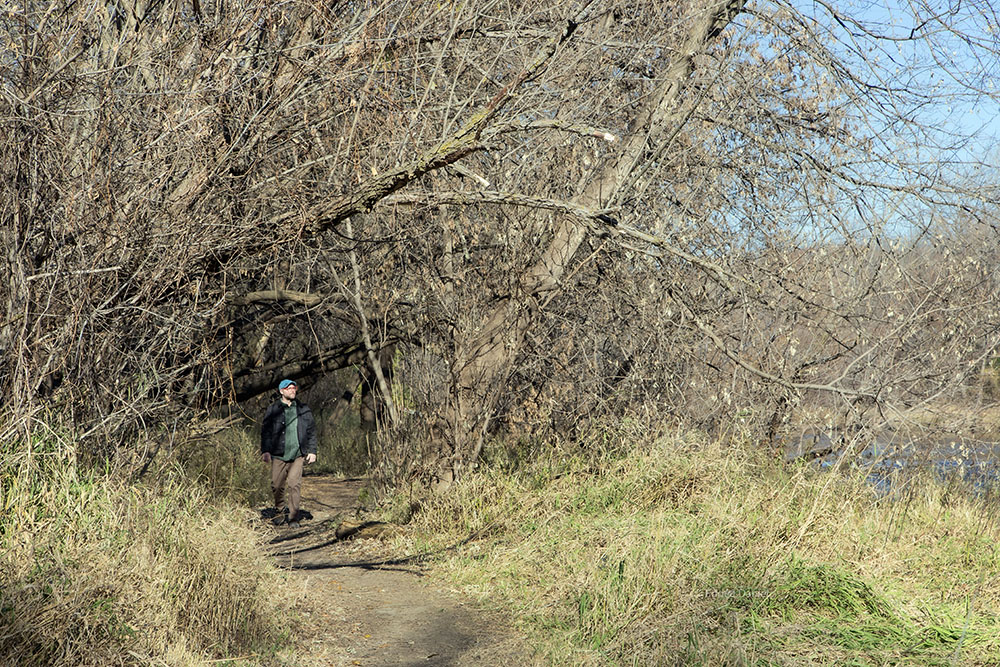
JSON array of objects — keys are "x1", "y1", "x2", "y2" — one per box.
[
  {"x1": 436, "y1": 0, "x2": 748, "y2": 486},
  {"x1": 359, "y1": 344, "x2": 396, "y2": 432}
]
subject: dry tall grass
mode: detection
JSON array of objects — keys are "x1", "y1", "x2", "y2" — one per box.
[
  {"x1": 399, "y1": 423, "x2": 1000, "y2": 665},
  {"x1": 169, "y1": 427, "x2": 272, "y2": 507},
  {"x1": 1, "y1": 429, "x2": 292, "y2": 665}
]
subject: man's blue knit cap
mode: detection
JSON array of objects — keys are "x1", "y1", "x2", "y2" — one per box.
[{"x1": 278, "y1": 379, "x2": 297, "y2": 390}]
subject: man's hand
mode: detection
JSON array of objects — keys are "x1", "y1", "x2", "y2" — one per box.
[
  {"x1": 306, "y1": 453, "x2": 316, "y2": 465},
  {"x1": 261, "y1": 452, "x2": 271, "y2": 463}
]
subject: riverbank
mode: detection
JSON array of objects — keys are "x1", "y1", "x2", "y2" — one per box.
[
  {"x1": 397, "y1": 427, "x2": 1000, "y2": 665},
  {"x1": 7, "y1": 421, "x2": 1000, "y2": 664}
]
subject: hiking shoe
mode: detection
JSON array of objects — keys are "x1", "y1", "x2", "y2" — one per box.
[
  {"x1": 288, "y1": 521, "x2": 300, "y2": 529},
  {"x1": 262, "y1": 506, "x2": 289, "y2": 520},
  {"x1": 272, "y1": 515, "x2": 288, "y2": 526}
]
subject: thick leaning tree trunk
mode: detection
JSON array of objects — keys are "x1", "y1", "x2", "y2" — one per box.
[{"x1": 437, "y1": 0, "x2": 748, "y2": 486}]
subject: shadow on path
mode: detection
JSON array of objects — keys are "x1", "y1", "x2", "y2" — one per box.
[{"x1": 261, "y1": 474, "x2": 535, "y2": 666}]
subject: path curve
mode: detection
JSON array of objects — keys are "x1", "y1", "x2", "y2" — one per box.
[{"x1": 264, "y1": 475, "x2": 535, "y2": 666}]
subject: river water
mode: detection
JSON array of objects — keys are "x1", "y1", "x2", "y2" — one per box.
[{"x1": 783, "y1": 429, "x2": 1000, "y2": 496}]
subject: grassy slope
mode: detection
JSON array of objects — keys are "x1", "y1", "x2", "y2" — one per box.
[
  {"x1": 401, "y1": 429, "x2": 1000, "y2": 666},
  {"x1": 0, "y1": 430, "x2": 293, "y2": 665},
  {"x1": 7, "y1": 418, "x2": 999, "y2": 665}
]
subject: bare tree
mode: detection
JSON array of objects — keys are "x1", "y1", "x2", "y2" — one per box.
[{"x1": 3, "y1": 0, "x2": 999, "y2": 483}]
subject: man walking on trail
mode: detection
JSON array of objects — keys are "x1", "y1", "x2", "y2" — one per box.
[{"x1": 261, "y1": 379, "x2": 317, "y2": 527}]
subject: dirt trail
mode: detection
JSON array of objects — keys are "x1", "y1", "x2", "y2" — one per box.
[{"x1": 263, "y1": 474, "x2": 536, "y2": 666}]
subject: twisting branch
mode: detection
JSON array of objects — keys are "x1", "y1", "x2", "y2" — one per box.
[
  {"x1": 380, "y1": 189, "x2": 748, "y2": 294},
  {"x1": 379, "y1": 189, "x2": 619, "y2": 224},
  {"x1": 487, "y1": 118, "x2": 618, "y2": 142},
  {"x1": 296, "y1": 0, "x2": 603, "y2": 238},
  {"x1": 232, "y1": 289, "x2": 352, "y2": 319}
]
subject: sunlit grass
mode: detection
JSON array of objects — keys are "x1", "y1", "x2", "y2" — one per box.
[
  {"x1": 0, "y1": 428, "x2": 295, "y2": 665},
  {"x1": 397, "y1": 426, "x2": 1000, "y2": 665}
]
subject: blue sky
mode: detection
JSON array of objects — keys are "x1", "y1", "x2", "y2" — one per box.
[{"x1": 798, "y1": 0, "x2": 1000, "y2": 164}]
